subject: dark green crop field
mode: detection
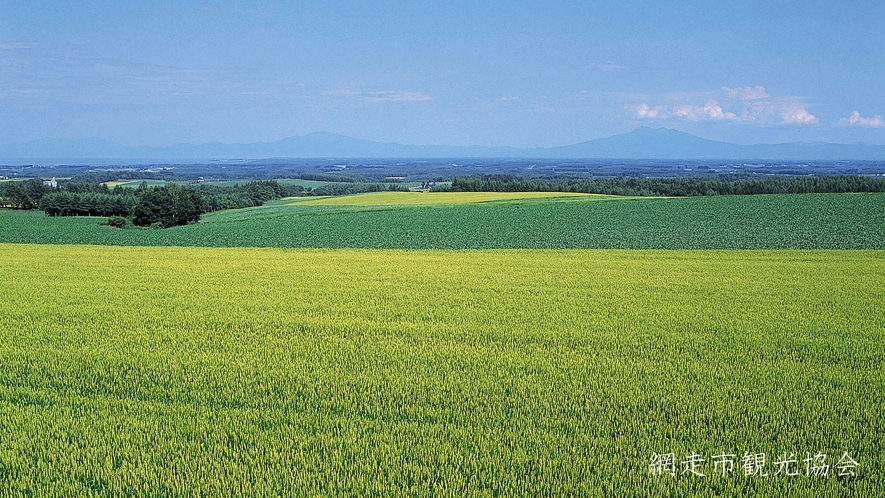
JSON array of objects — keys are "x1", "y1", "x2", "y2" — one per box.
[{"x1": 0, "y1": 192, "x2": 883, "y2": 249}]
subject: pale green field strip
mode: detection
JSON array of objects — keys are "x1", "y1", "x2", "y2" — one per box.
[
  {"x1": 101, "y1": 180, "x2": 168, "y2": 188},
  {"x1": 102, "y1": 179, "x2": 333, "y2": 189},
  {"x1": 101, "y1": 180, "x2": 126, "y2": 187},
  {"x1": 293, "y1": 190, "x2": 612, "y2": 206},
  {"x1": 0, "y1": 244, "x2": 882, "y2": 496}
]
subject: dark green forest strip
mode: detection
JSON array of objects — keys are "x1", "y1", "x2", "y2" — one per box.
[
  {"x1": 443, "y1": 173, "x2": 885, "y2": 196},
  {"x1": 1, "y1": 192, "x2": 883, "y2": 249}
]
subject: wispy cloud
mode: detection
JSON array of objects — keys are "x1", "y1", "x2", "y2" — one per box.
[
  {"x1": 0, "y1": 41, "x2": 38, "y2": 50},
  {"x1": 631, "y1": 86, "x2": 818, "y2": 125},
  {"x1": 324, "y1": 89, "x2": 432, "y2": 103},
  {"x1": 723, "y1": 85, "x2": 769, "y2": 100},
  {"x1": 367, "y1": 91, "x2": 432, "y2": 103},
  {"x1": 0, "y1": 40, "x2": 319, "y2": 113},
  {"x1": 589, "y1": 61, "x2": 627, "y2": 72},
  {"x1": 838, "y1": 110, "x2": 885, "y2": 128}
]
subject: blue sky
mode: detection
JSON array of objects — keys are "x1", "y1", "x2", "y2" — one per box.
[{"x1": 2, "y1": 0, "x2": 884, "y2": 147}]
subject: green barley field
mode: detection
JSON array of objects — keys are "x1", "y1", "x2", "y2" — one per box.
[{"x1": 0, "y1": 244, "x2": 882, "y2": 496}]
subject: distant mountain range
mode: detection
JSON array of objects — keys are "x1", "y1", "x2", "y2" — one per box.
[{"x1": 3, "y1": 127, "x2": 885, "y2": 162}]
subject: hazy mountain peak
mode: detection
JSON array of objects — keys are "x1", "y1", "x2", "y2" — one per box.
[{"x1": 2, "y1": 129, "x2": 885, "y2": 162}]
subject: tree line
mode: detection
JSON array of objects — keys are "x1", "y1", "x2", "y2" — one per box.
[
  {"x1": 67, "y1": 170, "x2": 183, "y2": 184},
  {"x1": 437, "y1": 174, "x2": 885, "y2": 196},
  {"x1": 306, "y1": 182, "x2": 409, "y2": 196},
  {"x1": 0, "y1": 179, "x2": 288, "y2": 228}
]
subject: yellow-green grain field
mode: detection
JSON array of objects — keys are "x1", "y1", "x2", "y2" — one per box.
[
  {"x1": 293, "y1": 190, "x2": 605, "y2": 206},
  {"x1": 0, "y1": 244, "x2": 882, "y2": 496}
]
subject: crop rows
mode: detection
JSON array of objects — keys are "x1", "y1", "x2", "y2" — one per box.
[
  {"x1": 0, "y1": 192, "x2": 883, "y2": 249},
  {"x1": 0, "y1": 244, "x2": 882, "y2": 495}
]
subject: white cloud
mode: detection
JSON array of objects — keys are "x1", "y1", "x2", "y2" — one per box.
[
  {"x1": 724, "y1": 85, "x2": 817, "y2": 124},
  {"x1": 839, "y1": 110, "x2": 885, "y2": 128},
  {"x1": 672, "y1": 100, "x2": 739, "y2": 122},
  {"x1": 780, "y1": 103, "x2": 818, "y2": 125},
  {"x1": 631, "y1": 86, "x2": 817, "y2": 126},
  {"x1": 631, "y1": 103, "x2": 666, "y2": 119},
  {"x1": 723, "y1": 85, "x2": 770, "y2": 100}
]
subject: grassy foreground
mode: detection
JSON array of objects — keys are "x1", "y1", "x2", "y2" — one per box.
[{"x1": 0, "y1": 244, "x2": 882, "y2": 496}]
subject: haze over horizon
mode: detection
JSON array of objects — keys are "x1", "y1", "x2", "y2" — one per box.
[{"x1": 2, "y1": 1, "x2": 884, "y2": 149}]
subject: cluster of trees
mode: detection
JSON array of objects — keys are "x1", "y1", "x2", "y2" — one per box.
[
  {"x1": 298, "y1": 172, "x2": 371, "y2": 183},
  {"x1": 38, "y1": 183, "x2": 204, "y2": 228},
  {"x1": 67, "y1": 170, "x2": 182, "y2": 184},
  {"x1": 39, "y1": 182, "x2": 133, "y2": 217},
  {"x1": 196, "y1": 180, "x2": 287, "y2": 212},
  {"x1": 41, "y1": 191, "x2": 135, "y2": 217},
  {"x1": 0, "y1": 179, "x2": 53, "y2": 209},
  {"x1": 439, "y1": 174, "x2": 885, "y2": 197},
  {"x1": 132, "y1": 183, "x2": 204, "y2": 228},
  {"x1": 307, "y1": 182, "x2": 409, "y2": 196},
  {"x1": 1, "y1": 179, "x2": 289, "y2": 228}
]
